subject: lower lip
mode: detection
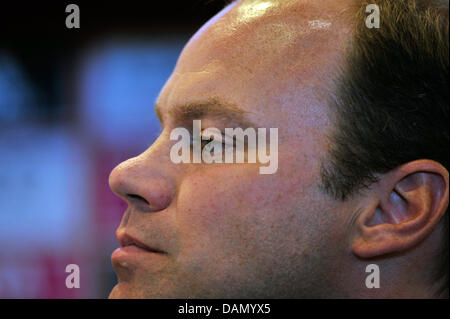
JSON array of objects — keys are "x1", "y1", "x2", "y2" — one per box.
[{"x1": 111, "y1": 245, "x2": 165, "y2": 265}]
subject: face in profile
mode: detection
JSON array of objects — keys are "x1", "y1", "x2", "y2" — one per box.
[{"x1": 108, "y1": 0, "x2": 449, "y2": 299}]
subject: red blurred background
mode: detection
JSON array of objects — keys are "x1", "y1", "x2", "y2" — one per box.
[{"x1": 0, "y1": 0, "x2": 227, "y2": 298}]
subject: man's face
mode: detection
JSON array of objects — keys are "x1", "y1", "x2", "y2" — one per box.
[{"x1": 109, "y1": 0, "x2": 353, "y2": 298}]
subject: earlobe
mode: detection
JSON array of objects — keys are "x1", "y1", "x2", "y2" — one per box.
[{"x1": 352, "y1": 160, "x2": 449, "y2": 259}]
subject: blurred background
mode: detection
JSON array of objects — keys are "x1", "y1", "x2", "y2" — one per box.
[{"x1": 0, "y1": 0, "x2": 227, "y2": 298}]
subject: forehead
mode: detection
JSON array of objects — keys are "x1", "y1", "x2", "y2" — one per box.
[
  {"x1": 157, "y1": 0, "x2": 352, "y2": 129},
  {"x1": 180, "y1": 0, "x2": 349, "y2": 70}
]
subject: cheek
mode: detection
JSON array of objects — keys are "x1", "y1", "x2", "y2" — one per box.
[
  {"x1": 169, "y1": 147, "x2": 341, "y2": 296},
  {"x1": 176, "y1": 165, "x2": 263, "y2": 253},
  {"x1": 174, "y1": 148, "x2": 320, "y2": 260}
]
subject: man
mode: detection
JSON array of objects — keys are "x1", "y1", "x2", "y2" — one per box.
[{"x1": 108, "y1": 0, "x2": 449, "y2": 298}]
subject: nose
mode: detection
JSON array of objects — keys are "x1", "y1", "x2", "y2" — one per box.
[{"x1": 109, "y1": 150, "x2": 175, "y2": 213}]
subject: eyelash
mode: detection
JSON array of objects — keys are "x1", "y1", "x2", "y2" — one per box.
[{"x1": 191, "y1": 131, "x2": 237, "y2": 149}]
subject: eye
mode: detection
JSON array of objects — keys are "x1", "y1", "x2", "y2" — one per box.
[
  {"x1": 188, "y1": 128, "x2": 242, "y2": 157},
  {"x1": 198, "y1": 130, "x2": 226, "y2": 149},
  {"x1": 200, "y1": 135, "x2": 213, "y2": 149},
  {"x1": 223, "y1": 135, "x2": 238, "y2": 149},
  {"x1": 201, "y1": 130, "x2": 238, "y2": 148}
]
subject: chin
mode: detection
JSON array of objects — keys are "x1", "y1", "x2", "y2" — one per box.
[
  {"x1": 108, "y1": 284, "x2": 124, "y2": 299},
  {"x1": 109, "y1": 281, "x2": 170, "y2": 299},
  {"x1": 108, "y1": 283, "x2": 142, "y2": 299}
]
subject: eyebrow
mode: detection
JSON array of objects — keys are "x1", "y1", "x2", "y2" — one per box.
[{"x1": 155, "y1": 98, "x2": 256, "y2": 128}]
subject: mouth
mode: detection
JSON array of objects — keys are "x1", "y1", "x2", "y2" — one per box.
[
  {"x1": 111, "y1": 231, "x2": 167, "y2": 267},
  {"x1": 118, "y1": 232, "x2": 166, "y2": 254}
]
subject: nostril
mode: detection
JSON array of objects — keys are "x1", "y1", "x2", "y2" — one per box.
[{"x1": 127, "y1": 193, "x2": 150, "y2": 205}]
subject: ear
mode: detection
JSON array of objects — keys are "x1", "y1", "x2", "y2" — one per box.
[{"x1": 352, "y1": 160, "x2": 449, "y2": 258}]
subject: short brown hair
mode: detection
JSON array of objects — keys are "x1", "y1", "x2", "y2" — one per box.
[{"x1": 321, "y1": 0, "x2": 449, "y2": 295}]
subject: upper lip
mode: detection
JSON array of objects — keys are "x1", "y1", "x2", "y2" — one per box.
[{"x1": 117, "y1": 231, "x2": 166, "y2": 254}]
